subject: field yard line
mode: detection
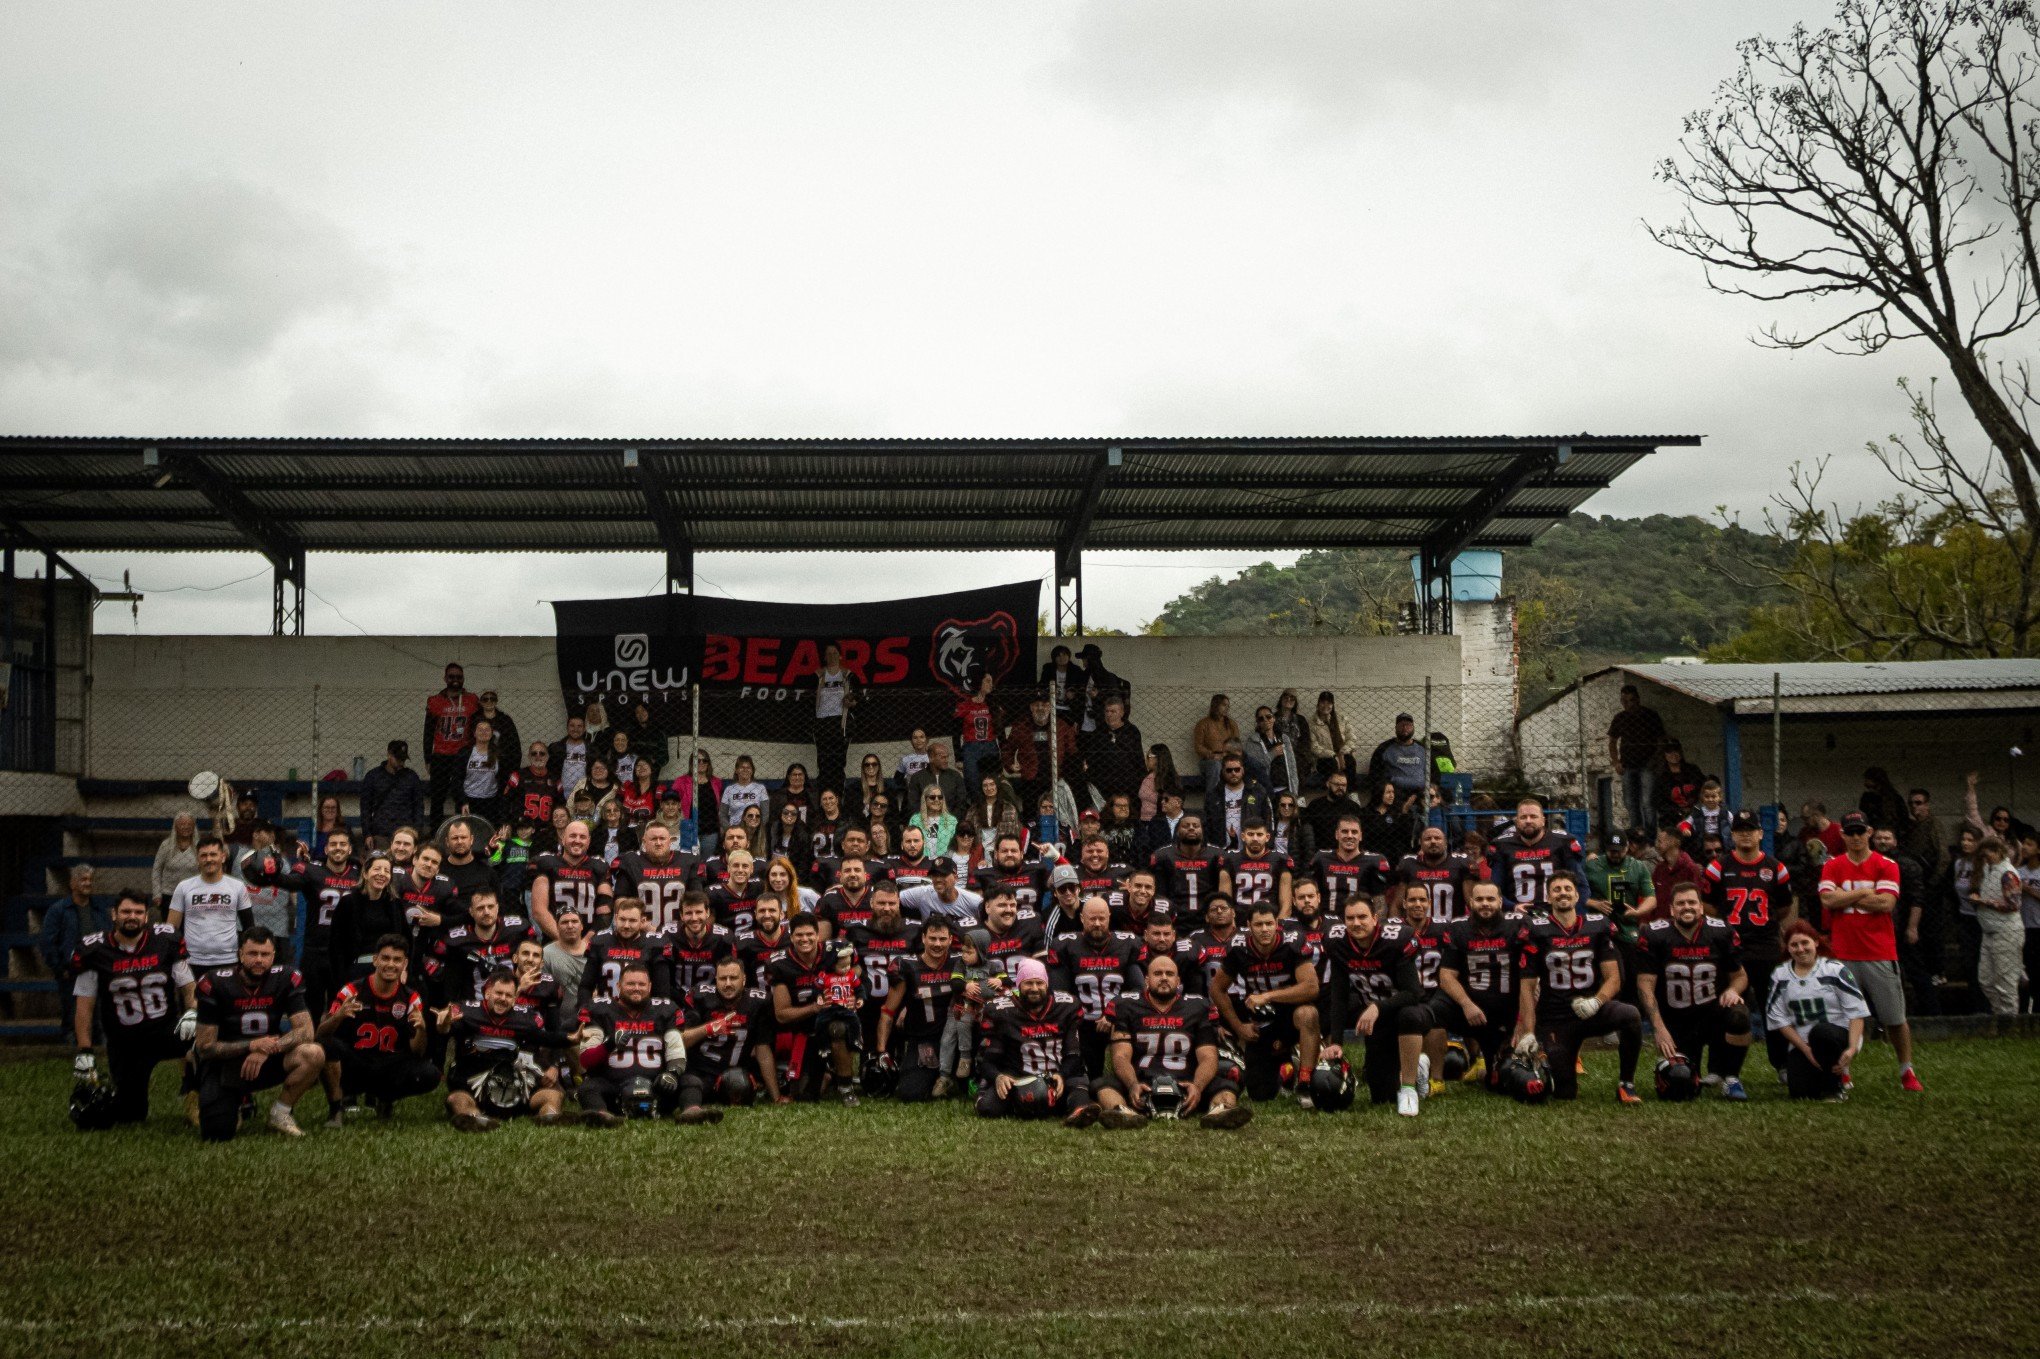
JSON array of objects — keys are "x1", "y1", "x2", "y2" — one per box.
[{"x1": 1, "y1": 1286, "x2": 1855, "y2": 1336}]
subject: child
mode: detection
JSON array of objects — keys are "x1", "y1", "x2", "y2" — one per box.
[
  {"x1": 939, "y1": 930, "x2": 999, "y2": 1093},
  {"x1": 490, "y1": 818, "x2": 534, "y2": 907},
  {"x1": 815, "y1": 941, "x2": 866, "y2": 1105}
]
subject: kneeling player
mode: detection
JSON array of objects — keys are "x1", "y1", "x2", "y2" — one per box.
[
  {"x1": 1437, "y1": 881, "x2": 1527, "y2": 1087},
  {"x1": 1516, "y1": 876, "x2": 1643, "y2": 1103},
  {"x1": 315, "y1": 933, "x2": 439, "y2": 1126},
  {"x1": 69, "y1": 890, "x2": 196, "y2": 1127},
  {"x1": 975, "y1": 958, "x2": 1098, "y2": 1127},
  {"x1": 576, "y1": 961, "x2": 686, "y2": 1126},
  {"x1": 191, "y1": 927, "x2": 325, "y2": 1141},
  {"x1": 1210, "y1": 902, "x2": 1321, "y2": 1104},
  {"x1": 677, "y1": 956, "x2": 779, "y2": 1120},
  {"x1": 440, "y1": 969, "x2": 566, "y2": 1131},
  {"x1": 1635, "y1": 882, "x2": 1751, "y2": 1100},
  {"x1": 1095, "y1": 955, "x2": 1250, "y2": 1130},
  {"x1": 1321, "y1": 896, "x2": 1428, "y2": 1115}
]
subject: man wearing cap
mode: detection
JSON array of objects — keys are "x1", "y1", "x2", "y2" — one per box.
[
  {"x1": 974, "y1": 956, "x2": 1099, "y2": 1126},
  {"x1": 360, "y1": 739, "x2": 425, "y2": 849},
  {"x1": 1585, "y1": 832, "x2": 1655, "y2": 1003},
  {"x1": 898, "y1": 856, "x2": 982, "y2": 929},
  {"x1": 1707, "y1": 811, "x2": 1795, "y2": 1075},
  {"x1": 1041, "y1": 861, "x2": 1084, "y2": 937},
  {"x1": 1369, "y1": 713, "x2": 1430, "y2": 808},
  {"x1": 1819, "y1": 812, "x2": 1923, "y2": 1091},
  {"x1": 475, "y1": 690, "x2": 520, "y2": 775}
]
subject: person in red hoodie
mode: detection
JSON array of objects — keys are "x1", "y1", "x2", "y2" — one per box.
[{"x1": 425, "y1": 662, "x2": 481, "y2": 828}]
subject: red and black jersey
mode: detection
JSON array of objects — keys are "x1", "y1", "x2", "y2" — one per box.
[
  {"x1": 426, "y1": 916, "x2": 535, "y2": 1005},
  {"x1": 663, "y1": 923, "x2": 736, "y2": 1001},
  {"x1": 980, "y1": 919, "x2": 1049, "y2": 980},
  {"x1": 514, "y1": 973, "x2": 565, "y2": 1031},
  {"x1": 1107, "y1": 990, "x2": 1219, "y2": 1079},
  {"x1": 735, "y1": 924, "x2": 791, "y2": 991},
  {"x1": 243, "y1": 855, "x2": 361, "y2": 952},
  {"x1": 817, "y1": 884, "x2": 875, "y2": 936},
  {"x1": 327, "y1": 977, "x2": 423, "y2": 1060},
  {"x1": 1217, "y1": 934, "x2": 1310, "y2": 1000},
  {"x1": 71, "y1": 925, "x2": 188, "y2": 1033},
  {"x1": 1312, "y1": 850, "x2": 1391, "y2": 917},
  {"x1": 1047, "y1": 930, "x2": 1142, "y2": 1021},
  {"x1": 1150, "y1": 845, "x2": 1222, "y2": 927},
  {"x1": 502, "y1": 769, "x2": 562, "y2": 829},
  {"x1": 1134, "y1": 937, "x2": 1205, "y2": 997},
  {"x1": 577, "y1": 929, "x2": 673, "y2": 1009},
  {"x1": 1320, "y1": 919, "x2": 1419, "y2": 1014},
  {"x1": 579, "y1": 996, "x2": 683, "y2": 1075},
  {"x1": 1705, "y1": 853, "x2": 1789, "y2": 959},
  {"x1": 393, "y1": 866, "x2": 457, "y2": 931},
  {"x1": 977, "y1": 992, "x2": 1084, "y2": 1080},
  {"x1": 885, "y1": 854, "x2": 935, "y2": 890},
  {"x1": 684, "y1": 987, "x2": 774, "y2": 1073},
  {"x1": 846, "y1": 921, "x2": 918, "y2": 1005},
  {"x1": 1396, "y1": 852, "x2": 1480, "y2": 926},
  {"x1": 706, "y1": 881, "x2": 764, "y2": 934},
  {"x1": 1439, "y1": 912, "x2": 1530, "y2": 1003},
  {"x1": 1187, "y1": 928, "x2": 1240, "y2": 998},
  {"x1": 1485, "y1": 829, "x2": 1585, "y2": 913},
  {"x1": 975, "y1": 863, "x2": 1048, "y2": 920},
  {"x1": 764, "y1": 948, "x2": 832, "y2": 1028},
  {"x1": 1221, "y1": 851, "x2": 1292, "y2": 912},
  {"x1": 1635, "y1": 917, "x2": 1743, "y2": 1013},
  {"x1": 196, "y1": 964, "x2": 307, "y2": 1045},
  {"x1": 426, "y1": 689, "x2": 480, "y2": 757},
  {"x1": 614, "y1": 849, "x2": 699, "y2": 932},
  {"x1": 1400, "y1": 916, "x2": 1446, "y2": 994},
  {"x1": 1518, "y1": 910, "x2": 1618, "y2": 1024},
  {"x1": 1282, "y1": 912, "x2": 1330, "y2": 965},
  {"x1": 891, "y1": 955, "x2": 966, "y2": 1040},
  {"x1": 444, "y1": 1001, "x2": 551, "y2": 1085},
  {"x1": 530, "y1": 853, "x2": 611, "y2": 928}
]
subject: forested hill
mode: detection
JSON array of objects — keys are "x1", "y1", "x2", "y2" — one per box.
[{"x1": 1152, "y1": 513, "x2": 1792, "y2": 657}]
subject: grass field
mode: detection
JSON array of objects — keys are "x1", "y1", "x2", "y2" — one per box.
[{"x1": 5, "y1": 1038, "x2": 2038, "y2": 1359}]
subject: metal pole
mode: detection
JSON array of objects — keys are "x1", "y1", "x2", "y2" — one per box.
[
  {"x1": 1575, "y1": 675, "x2": 1586, "y2": 822},
  {"x1": 1771, "y1": 671, "x2": 1782, "y2": 818},
  {"x1": 1422, "y1": 675, "x2": 1434, "y2": 838},
  {"x1": 690, "y1": 680, "x2": 701, "y2": 852},
  {"x1": 1048, "y1": 677, "x2": 1061, "y2": 847}
]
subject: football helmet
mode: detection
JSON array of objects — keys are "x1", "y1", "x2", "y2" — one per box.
[
  {"x1": 1495, "y1": 1053, "x2": 1551, "y2": 1104},
  {"x1": 1146, "y1": 1072, "x2": 1184, "y2": 1120},
  {"x1": 1654, "y1": 1058, "x2": 1700, "y2": 1103},
  {"x1": 1442, "y1": 1038, "x2": 1470, "y2": 1083},
  {"x1": 620, "y1": 1075, "x2": 658, "y2": 1119},
  {"x1": 717, "y1": 1070, "x2": 756, "y2": 1106},
  {"x1": 68, "y1": 1080, "x2": 119, "y2": 1132},
  {"x1": 862, "y1": 1051, "x2": 899, "y2": 1098},
  {"x1": 1308, "y1": 1055, "x2": 1355, "y2": 1113},
  {"x1": 1005, "y1": 1074, "x2": 1054, "y2": 1119}
]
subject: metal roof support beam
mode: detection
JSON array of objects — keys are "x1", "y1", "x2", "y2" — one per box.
[
  {"x1": 272, "y1": 548, "x2": 305, "y2": 638},
  {"x1": 1055, "y1": 447, "x2": 1119, "y2": 637},
  {"x1": 157, "y1": 449, "x2": 308, "y2": 636},
  {"x1": 629, "y1": 448, "x2": 692, "y2": 593},
  {"x1": 1417, "y1": 444, "x2": 1568, "y2": 635},
  {"x1": 0, "y1": 519, "x2": 100, "y2": 598}
]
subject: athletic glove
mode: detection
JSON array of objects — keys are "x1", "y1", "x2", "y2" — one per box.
[
  {"x1": 175, "y1": 1008, "x2": 198, "y2": 1043},
  {"x1": 874, "y1": 1051, "x2": 897, "y2": 1073},
  {"x1": 72, "y1": 1051, "x2": 98, "y2": 1084},
  {"x1": 1570, "y1": 996, "x2": 1601, "y2": 1020},
  {"x1": 1513, "y1": 1032, "x2": 1540, "y2": 1059},
  {"x1": 654, "y1": 1070, "x2": 681, "y2": 1098}
]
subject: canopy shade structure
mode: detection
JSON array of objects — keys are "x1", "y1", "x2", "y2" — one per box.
[{"x1": 0, "y1": 433, "x2": 1700, "y2": 633}]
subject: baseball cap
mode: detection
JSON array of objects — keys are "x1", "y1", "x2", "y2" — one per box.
[
  {"x1": 1049, "y1": 863, "x2": 1080, "y2": 889},
  {"x1": 1396, "y1": 712, "x2": 1415, "y2": 723},
  {"x1": 1730, "y1": 810, "x2": 1762, "y2": 832},
  {"x1": 928, "y1": 856, "x2": 957, "y2": 875},
  {"x1": 1839, "y1": 812, "x2": 1871, "y2": 834},
  {"x1": 1605, "y1": 833, "x2": 1626, "y2": 850}
]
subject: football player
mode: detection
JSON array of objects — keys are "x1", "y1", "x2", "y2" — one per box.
[
  {"x1": 846, "y1": 880, "x2": 917, "y2": 1053},
  {"x1": 664, "y1": 892, "x2": 737, "y2": 1003},
  {"x1": 613, "y1": 821, "x2": 698, "y2": 932},
  {"x1": 1436, "y1": 880, "x2": 1527, "y2": 1085},
  {"x1": 1220, "y1": 819, "x2": 1292, "y2": 917},
  {"x1": 1112, "y1": 868, "x2": 1167, "y2": 937},
  {"x1": 242, "y1": 826, "x2": 360, "y2": 1017},
  {"x1": 190, "y1": 927, "x2": 325, "y2": 1141},
  {"x1": 575, "y1": 961, "x2": 686, "y2": 1126},
  {"x1": 314, "y1": 933, "x2": 438, "y2": 1126},
  {"x1": 1311, "y1": 813, "x2": 1390, "y2": 918},
  {"x1": 816, "y1": 854, "x2": 875, "y2": 939},
  {"x1": 977, "y1": 885, "x2": 1049, "y2": 979},
  {"x1": 438, "y1": 967, "x2": 566, "y2": 1131},
  {"x1": 1047, "y1": 895, "x2": 1143, "y2": 1078},
  {"x1": 973, "y1": 957, "x2": 1098, "y2": 1126},
  {"x1": 527, "y1": 819, "x2": 613, "y2": 939},
  {"x1": 877, "y1": 916, "x2": 964, "y2": 1101},
  {"x1": 1150, "y1": 814, "x2": 1222, "y2": 930},
  {"x1": 707, "y1": 849, "x2": 765, "y2": 933},
  {"x1": 975, "y1": 833, "x2": 1048, "y2": 922},
  {"x1": 574, "y1": 896, "x2": 672, "y2": 1009},
  {"x1": 1096, "y1": 954, "x2": 1250, "y2": 1130},
  {"x1": 1486, "y1": 797, "x2": 1585, "y2": 914},
  {"x1": 1320, "y1": 896, "x2": 1427, "y2": 1114},
  {"x1": 511, "y1": 936, "x2": 568, "y2": 1031},
  {"x1": 1137, "y1": 911, "x2": 1203, "y2": 997},
  {"x1": 677, "y1": 956, "x2": 778, "y2": 1119},
  {"x1": 736, "y1": 892, "x2": 792, "y2": 989},
  {"x1": 1210, "y1": 902, "x2": 1321, "y2": 1103},
  {"x1": 69, "y1": 890, "x2": 195, "y2": 1127},
  {"x1": 1394, "y1": 881, "x2": 1452, "y2": 1096},
  {"x1": 767, "y1": 912, "x2": 859, "y2": 1102},
  {"x1": 1635, "y1": 881, "x2": 1752, "y2": 1099},
  {"x1": 1516, "y1": 875, "x2": 1643, "y2": 1103},
  {"x1": 427, "y1": 888, "x2": 535, "y2": 1007},
  {"x1": 1705, "y1": 810, "x2": 1794, "y2": 1075},
  {"x1": 1396, "y1": 825, "x2": 1478, "y2": 926}
]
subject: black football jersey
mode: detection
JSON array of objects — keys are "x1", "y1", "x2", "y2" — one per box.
[
  {"x1": 1108, "y1": 991, "x2": 1219, "y2": 1079},
  {"x1": 426, "y1": 916, "x2": 535, "y2": 1005},
  {"x1": 577, "y1": 929, "x2": 673, "y2": 1008},
  {"x1": 1518, "y1": 910, "x2": 1618, "y2": 1023},
  {"x1": 979, "y1": 920, "x2": 1049, "y2": 979},
  {"x1": 1282, "y1": 913, "x2": 1330, "y2": 966},
  {"x1": 1150, "y1": 846, "x2": 1222, "y2": 927},
  {"x1": 1134, "y1": 937, "x2": 1206, "y2": 997},
  {"x1": 735, "y1": 925, "x2": 791, "y2": 991},
  {"x1": 72, "y1": 925, "x2": 189, "y2": 1031},
  {"x1": 975, "y1": 863, "x2": 1048, "y2": 920},
  {"x1": 1402, "y1": 917, "x2": 1446, "y2": 994},
  {"x1": 445, "y1": 1001, "x2": 551, "y2": 1083},
  {"x1": 530, "y1": 853, "x2": 611, "y2": 927},
  {"x1": 195, "y1": 964, "x2": 307, "y2": 1044},
  {"x1": 846, "y1": 922, "x2": 918, "y2": 1006},
  {"x1": 1218, "y1": 934, "x2": 1310, "y2": 1000},
  {"x1": 579, "y1": 996, "x2": 683, "y2": 1074},
  {"x1": 1439, "y1": 913, "x2": 1530, "y2": 1002},
  {"x1": 1705, "y1": 853, "x2": 1789, "y2": 958},
  {"x1": 393, "y1": 867, "x2": 457, "y2": 930},
  {"x1": 706, "y1": 881, "x2": 765, "y2": 935},
  {"x1": 514, "y1": 973, "x2": 566, "y2": 1031},
  {"x1": 1396, "y1": 853, "x2": 1479, "y2": 926},
  {"x1": 502, "y1": 769, "x2": 561, "y2": 828},
  {"x1": 891, "y1": 955, "x2": 965, "y2": 1040},
  {"x1": 1047, "y1": 931, "x2": 1143, "y2": 1021},
  {"x1": 1221, "y1": 851, "x2": 1291, "y2": 912},
  {"x1": 1635, "y1": 917, "x2": 1743, "y2": 1012},
  {"x1": 977, "y1": 992, "x2": 1084, "y2": 1079},
  {"x1": 1321, "y1": 919, "x2": 1419, "y2": 1010},
  {"x1": 614, "y1": 850, "x2": 700, "y2": 932},
  {"x1": 1312, "y1": 850, "x2": 1391, "y2": 916},
  {"x1": 817, "y1": 886, "x2": 876, "y2": 936},
  {"x1": 1187, "y1": 929, "x2": 1241, "y2": 999},
  {"x1": 763, "y1": 948, "x2": 831, "y2": 1020},
  {"x1": 326, "y1": 977, "x2": 423, "y2": 1059},
  {"x1": 663, "y1": 924, "x2": 736, "y2": 1001},
  {"x1": 684, "y1": 987, "x2": 773, "y2": 1073},
  {"x1": 244, "y1": 855, "x2": 361, "y2": 950},
  {"x1": 1485, "y1": 830, "x2": 1585, "y2": 912}
]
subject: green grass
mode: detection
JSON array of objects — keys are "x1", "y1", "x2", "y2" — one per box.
[{"x1": 4, "y1": 1039, "x2": 2037, "y2": 1359}]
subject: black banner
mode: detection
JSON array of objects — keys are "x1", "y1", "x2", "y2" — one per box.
[{"x1": 551, "y1": 581, "x2": 1041, "y2": 743}]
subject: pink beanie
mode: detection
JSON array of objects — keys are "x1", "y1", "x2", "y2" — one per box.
[{"x1": 1015, "y1": 958, "x2": 1050, "y2": 986}]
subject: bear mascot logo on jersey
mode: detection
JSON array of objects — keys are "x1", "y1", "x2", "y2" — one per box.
[{"x1": 929, "y1": 610, "x2": 1020, "y2": 698}]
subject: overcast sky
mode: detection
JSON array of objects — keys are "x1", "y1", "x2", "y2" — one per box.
[{"x1": 0, "y1": 1, "x2": 1943, "y2": 635}]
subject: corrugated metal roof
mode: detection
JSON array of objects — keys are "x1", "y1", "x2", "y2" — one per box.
[{"x1": 1624, "y1": 660, "x2": 2040, "y2": 702}]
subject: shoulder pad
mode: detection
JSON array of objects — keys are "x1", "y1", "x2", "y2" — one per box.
[
  {"x1": 986, "y1": 995, "x2": 1017, "y2": 1013},
  {"x1": 504, "y1": 914, "x2": 529, "y2": 930},
  {"x1": 1324, "y1": 922, "x2": 1347, "y2": 940},
  {"x1": 153, "y1": 923, "x2": 180, "y2": 937},
  {"x1": 1642, "y1": 917, "x2": 1671, "y2": 932},
  {"x1": 446, "y1": 926, "x2": 472, "y2": 942},
  {"x1": 1052, "y1": 990, "x2": 1077, "y2": 1006},
  {"x1": 1111, "y1": 930, "x2": 1138, "y2": 941},
  {"x1": 80, "y1": 931, "x2": 106, "y2": 947},
  {"x1": 710, "y1": 923, "x2": 731, "y2": 938},
  {"x1": 745, "y1": 987, "x2": 769, "y2": 1003}
]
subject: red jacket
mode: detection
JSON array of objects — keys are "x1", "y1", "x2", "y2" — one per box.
[{"x1": 1001, "y1": 714, "x2": 1077, "y2": 782}]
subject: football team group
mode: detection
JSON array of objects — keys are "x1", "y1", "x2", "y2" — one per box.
[{"x1": 66, "y1": 787, "x2": 1914, "y2": 1139}]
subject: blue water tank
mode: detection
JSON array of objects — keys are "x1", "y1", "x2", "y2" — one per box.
[{"x1": 1408, "y1": 550, "x2": 1504, "y2": 602}]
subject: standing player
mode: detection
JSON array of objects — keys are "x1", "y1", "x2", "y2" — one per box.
[
  {"x1": 1151, "y1": 814, "x2": 1222, "y2": 929},
  {"x1": 614, "y1": 821, "x2": 698, "y2": 933},
  {"x1": 512, "y1": 936, "x2": 569, "y2": 1032},
  {"x1": 167, "y1": 836, "x2": 253, "y2": 978},
  {"x1": 736, "y1": 893, "x2": 792, "y2": 989},
  {"x1": 438, "y1": 968, "x2": 566, "y2": 1131},
  {"x1": 1095, "y1": 954, "x2": 1251, "y2": 1130},
  {"x1": 664, "y1": 892, "x2": 736, "y2": 1002},
  {"x1": 1818, "y1": 813, "x2": 1923, "y2": 1092},
  {"x1": 677, "y1": 956, "x2": 779, "y2": 1119},
  {"x1": 1220, "y1": 819, "x2": 1292, "y2": 918},
  {"x1": 974, "y1": 957, "x2": 1098, "y2": 1126},
  {"x1": 767, "y1": 913, "x2": 859, "y2": 1102},
  {"x1": 1436, "y1": 880, "x2": 1526, "y2": 1086},
  {"x1": 1071, "y1": 835, "x2": 1129, "y2": 923},
  {"x1": 190, "y1": 927, "x2": 325, "y2": 1140},
  {"x1": 428, "y1": 888, "x2": 536, "y2": 1006},
  {"x1": 1319, "y1": 895, "x2": 1427, "y2": 1114},
  {"x1": 1047, "y1": 895, "x2": 1143, "y2": 1078},
  {"x1": 1516, "y1": 876, "x2": 1643, "y2": 1103},
  {"x1": 1137, "y1": 913, "x2": 1203, "y2": 996},
  {"x1": 975, "y1": 834, "x2": 1048, "y2": 922},
  {"x1": 877, "y1": 916, "x2": 965, "y2": 1101},
  {"x1": 1209, "y1": 902, "x2": 1321, "y2": 1102},
  {"x1": 1486, "y1": 798, "x2": 1585, "y2": 915},
  {"x1": 70, "y1": 890, "x2": 196, "y2": 1127},
  {"x1": 243, "y1": 827, "x2": 361, "y2": 1018},
  {"x1": 707, "y1": 849, "x2": 765, "y2": 934},
  {"x1": 575, "y1": 897, "x2": 672, "y2": 1009},
  {"x1": 314, "y1": 933, "x2": 438, "y2": 1126},
  {"x1": 1635, "y1": 882, "x2": 1752, "y2": 1099},
  {"x1": 1285, "y1": 879, "x2": 1331, "y2": 965},
  {"x1": 1312, "y1": 814, "x2": 1391, "y2": 919},
  {"x1": 976, "y1": 886, "x2": 1049, "y2": 979},
  {"x1": 1397, "y1": 825, "x2": 1478, "y2": 926},
  {"x1": 575, "y1": 961, "x2": 686, "y2": 1126},
  {"x1": 528, "y1": 820, "x2": 613, "y2": 939},
  {"x1": 1112, "y1": 869, "x2": 1166, "y2": 937},
  {"x1": 1188, "y1": 894, "x2": 1241, "y2": 1000},
  {"x1": 816, "y1": 855, "x2": 875, "y2": 940},
  {"x1": 1705, "y1": 810, "x2": 1794, "y2": 1077}
]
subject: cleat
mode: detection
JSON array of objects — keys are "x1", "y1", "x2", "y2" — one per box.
[
  {"x1": 1840, "y1": 1074, "x2": 1854, "y2": 1093},
  {"x1": 267, "y1": 1103, "x2": 305, "y2": 1138},
  {"x1": 1777, "y1": 1065, "x2": 1790, "y2": 1086},
  {"x1": 1900, "y1": 1068, "x2": 1924, "y2": 1093},
  {"x1": 1616, "y1": 1082, "x2": 1642, "y2": 1105},
  {"x1": 451, "y1": 1112, "x2": 499, "y2": 1133},
  {"x1": 1699, "y1": 1072, "x2": 1724, "y2": 1088},
  {"x1": 1461, "y1": 1056, "x2": 1486, "y2": 1084},
  {"x1": 931, "y1": 1075, "x2": 956, "y2": 1100},
  {"x1": 1062, "y1": 1102, "x2": 1100, "y2": 1129},
  {"x1": 324, "y1": 1111, "x2": 345, "y2": 1131},
  {"x1": 1429, "y1": 1080, "x2": 1446, "y2": 1098},
  {"x1": 1099, "y1": 1106, "x2": 1149, "y2": 1131},
  {"x1": 582, "y1": 1109, "x2": 625, "y2": 1128},
  {"x1": 1295, "y1": 1091, "x2": 1315, "y2": 1112},
  {"x1": 1199, "y1": 1104, "x2": 1253, "y2": 1130},
  {"x1": 1416, "y1": 1054, "x2": 1431, "y2": 1090},
  {"x1": 531, "y1": 1110, "x2": 564, "y2": 1127},
  {"x1": 1721, "y1": 1077, "x2": 1748, "y2": 1101},
  {"x1": 1396, "y1": 1087, "x2": 1420, "y2": 1118},
  {"x1": 840, "y1": 1089, "x2": 860, "y2": 1108}
]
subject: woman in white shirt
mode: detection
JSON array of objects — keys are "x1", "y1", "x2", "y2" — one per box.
[
  {"x1": 1766, "y1": 920, "x2": 1870, "y2": 1101},
  {"x1": 1968, "y1": 835, "x2": 2025, "y2": 1016},
  {"x1": 720, "y1": 755, "x2": 770, "y2": 827}
]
